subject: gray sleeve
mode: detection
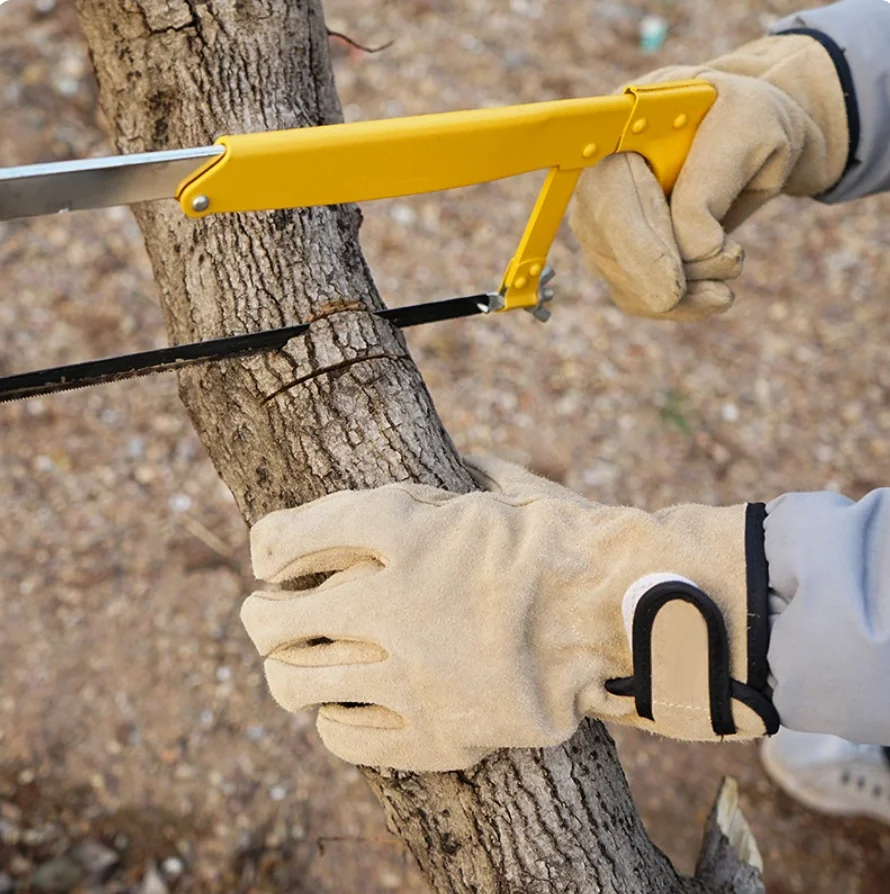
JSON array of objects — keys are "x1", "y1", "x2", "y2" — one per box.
[
  {"x1": 765, "y1": 490, "x2": 890, "y2": 745},
  {"x1": 770, "y1": 0, "x2": 890, "y2": 203}
]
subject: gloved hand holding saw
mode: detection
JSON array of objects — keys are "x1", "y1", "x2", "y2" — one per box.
[{"x1": 569, "y1": 33, "x2": 850, "y2": 320}]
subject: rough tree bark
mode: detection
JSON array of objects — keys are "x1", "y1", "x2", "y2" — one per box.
[{"x1": 73, "y1": 1, "x2": 766, "y2": 891}]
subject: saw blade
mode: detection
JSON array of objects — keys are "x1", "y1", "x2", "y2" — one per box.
[
  {"x1": 0, "y1": 294, "x2": 494, "y2": 403},
  {"x1": 0, "y1": 146, "x2": 222, "y2": 221}
]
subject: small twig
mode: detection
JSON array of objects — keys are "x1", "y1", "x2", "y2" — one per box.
[
  {"x1": 175, "y1": 513, "x2": 235, "y2": 559},
  {"x1": 327, "y1": 28, "x2": 394, "y2": 54}
]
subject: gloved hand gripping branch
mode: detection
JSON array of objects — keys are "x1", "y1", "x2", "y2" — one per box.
[{"x1": 241, "y1": 457, "x2": 778, "y2": 772}]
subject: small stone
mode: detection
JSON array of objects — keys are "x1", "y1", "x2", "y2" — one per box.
[
  {"x1": 169, "y1": 494, "x2": 192, "y2": 513},
  {"x1": 22, "y1": 827, "x2": 50, "y2": 846},
  {"x1": 160, "y1": 857, "x2": 184, "y2": 878},
  {"x1": 71, "y1": 838, "x2": 119, "y2": 880},
  {"x1": 269, "y1": 784, "x2": 288, "y2": 801},
  {"x1": 32, "y1": 855, "x2": 84, "y2": 892},
  {"x1": 0, "y1": 819, "x2": 20, "y2": 845},
  {"x1": 379, "y1": 870, "x2": 402, "y2": 889},
  {"x1": 8, "y1": 854, "x2": 31, "y2": 876},
  {"x1": 152, "y1": 414, "x2": 181, "y2": 434},
  {"x1": 0, "y1": 803, "x2": 22, "y2": 823},
  {"x1": 140, "y1": 863, "x2": 169, "y2": 894},
  {"x1": 389, "y1": 204, "x2": 416, "y2": 225},
  {"x1": 247, "y1": 725, "x2": 264, "y2": 742},
  {"x1": 215, "y1": 666, "x2": 232, "y2": 683},
  {"x1": 134, "y1": 466, "x2": 156, "y2": 484}
]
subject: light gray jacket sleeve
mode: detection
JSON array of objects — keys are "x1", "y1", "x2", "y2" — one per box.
[
  {"x1": 765, "y1": 490, "x2": 890, "y2": 745},
  {"x1": 770, "y1": 0, "x2": 890, "y2": 203}
]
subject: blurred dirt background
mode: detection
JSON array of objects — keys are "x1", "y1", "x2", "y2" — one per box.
[{"x1": 2, "y1": 0, "x2": 890, "y2": 891}]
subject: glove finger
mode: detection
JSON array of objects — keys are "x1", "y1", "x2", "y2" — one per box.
[
  {"x1": 241, "y1": 581, "x2": 378, "y2": 658},
  {"x1": 571, "y1": 153, "x2": 685, "y2": 315},
  {"x1": 683, "y1": 237, "x2": 744, "y2": 283},
  {"x1": 263, "y1": 658, "x2": 390, "y2": 714},
  {"x1": 316, "y1": 712, "x2": 491, "y2": 771},
  {"x1": 670, "y1": 81, "x2": 786, "y2": 266},
  {"x1": 250, "y1": 487, "x2": 430, "y2": 582},
  {"x1": 464, "y1": 455, "x2": 585, "y2": 503},
  {"x1": 654, "y1": 281, "x2": 735, "y2": 323},
  {"x1": 464, "y1": 454, "x2": 548, "y2": 495}
]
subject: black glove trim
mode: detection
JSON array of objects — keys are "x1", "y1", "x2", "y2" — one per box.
[
  {"x1": 745, "y1": 502, "x2": 770, "y2": 693},
  {"x1": 731, "y1": 681, "x2": 780, "y2": 735}
]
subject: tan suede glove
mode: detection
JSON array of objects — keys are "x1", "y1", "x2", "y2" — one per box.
[
  {"x1": 570, "y1": 35, "x2": 849, "y2": 321},
  {"x1": 241, "y1": 457, "x2": 778, "y2": 771}
]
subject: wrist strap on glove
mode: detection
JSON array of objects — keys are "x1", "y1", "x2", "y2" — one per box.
[{"x1": 605, "y1": 504, "x2": 780, "y2": 739}]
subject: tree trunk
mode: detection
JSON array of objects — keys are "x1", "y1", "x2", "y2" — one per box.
[{"x1": 73, "y1": 1, "x2": 764, "y2": 891}]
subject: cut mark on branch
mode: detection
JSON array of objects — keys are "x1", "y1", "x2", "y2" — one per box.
[
  {"x1": 262, "y1": 352, "x2": 406, "y2": 404},
  {"x1": 327, "y1": 29, "x2": 394, "y2": 54}
]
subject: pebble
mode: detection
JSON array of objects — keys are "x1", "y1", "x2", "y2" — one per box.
[
  {"x1": 389, "y1": 204, "x2": 416, "y2": 225},
  {"x1": 8, "y1": 855, "x2": 31, "y2": 877},
  {"x1": 169, "y1": 493, "x2": 192, "y2": 512},
  {"x1": 71, "y1": 838, "x2": 119, "y2": 880},
  {"x1": 215, "y1": 666, "x2": 232, "y2": 683},
  {"x1": 140, "y1": 863, "x2": 169, "y2": 894},
  {"x1": 161, "y1": 856, "x2": 185, "y2": 878},
  {"x1": 379, "y1": 870, "x2": 402, "y2": 889},
  {"x1": 721, "y1": 403, "x2": 739, "y2": 422},
  {"x1": 31, "y1": 856, "x2": 83, "y2": 892}
]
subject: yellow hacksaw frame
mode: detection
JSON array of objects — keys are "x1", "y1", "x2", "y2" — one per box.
[{"x1": 175, "y1": 80, "x2": 716, "y2": 313}]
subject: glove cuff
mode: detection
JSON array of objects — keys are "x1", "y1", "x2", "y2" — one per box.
[
  {"x1": 706, "y1": 34, "x2": 850, "y2": 197},
  {"x1": 604, "y1": 503, "x2": 780, "y2": 740}
]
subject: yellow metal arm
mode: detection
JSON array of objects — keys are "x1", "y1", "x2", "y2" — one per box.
[{"x1": 178, "y1": 80, "x2": 716, "y2": 312}]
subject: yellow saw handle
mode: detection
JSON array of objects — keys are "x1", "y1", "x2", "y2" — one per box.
[{"x1": 177, "y1": 80, "x2": 716, "y2": 311}]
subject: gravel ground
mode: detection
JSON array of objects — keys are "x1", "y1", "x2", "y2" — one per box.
[{"x1": 2, "y1": 0, "x2": 890, "y2": 891}]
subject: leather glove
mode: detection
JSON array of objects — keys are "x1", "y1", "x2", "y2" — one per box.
[
  {"x1": 569, "y1": 34, "x2": 849, "y2": 321},
  {"x1": 241, "y1": 457, "x2": 778, "y2": 771}
]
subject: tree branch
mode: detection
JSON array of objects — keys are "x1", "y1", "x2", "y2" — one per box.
[{"x1": 73, "y1": 0, "x2": 762, "y2": 890}]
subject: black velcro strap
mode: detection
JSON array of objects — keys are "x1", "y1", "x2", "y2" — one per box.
[{"x1": 609, "y1": 580, "x2": 737, "y2": 737}]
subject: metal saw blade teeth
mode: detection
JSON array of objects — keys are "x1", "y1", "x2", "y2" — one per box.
[{"x1": 0, "y1": 357, "x2": 194, "y2": 403}]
